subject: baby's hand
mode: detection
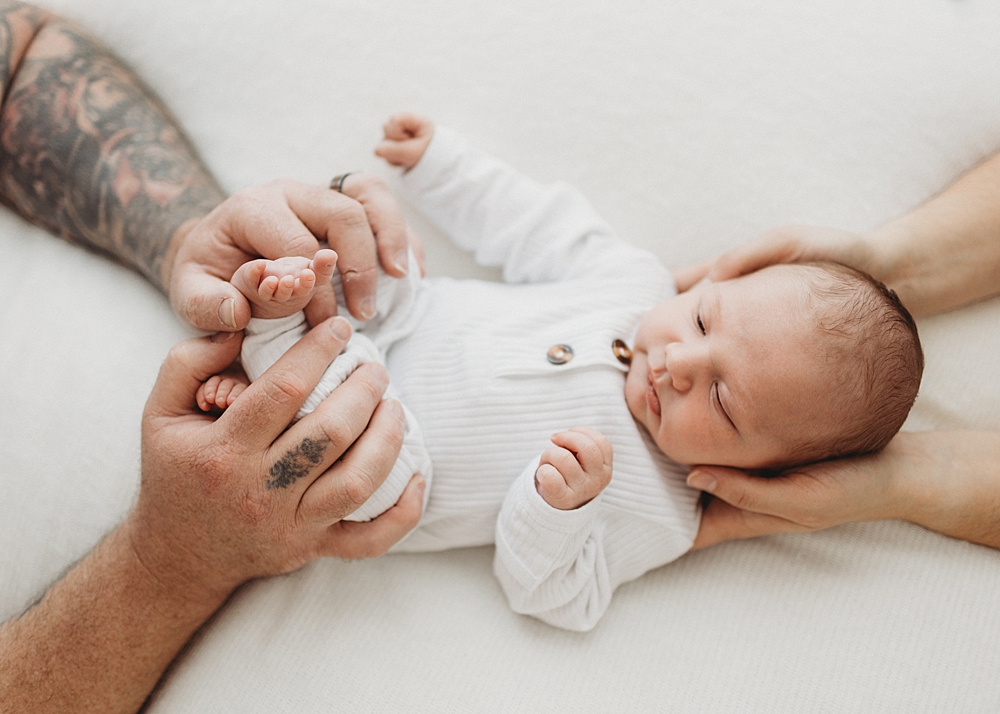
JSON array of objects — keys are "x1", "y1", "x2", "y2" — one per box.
[
  {"x1": 374, "y1": 113, "x2": 434, "y2": 170},
  {"x1": 534, "y1": 427, "x2": 613, "y2": 510},
  {"x1": 196, "y1": 366, "x2": 250, "y2": 413}
]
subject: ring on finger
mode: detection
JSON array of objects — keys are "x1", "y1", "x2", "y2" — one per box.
[{"x1": 330, "y1": 173, "x2": 353, "y2": 193}]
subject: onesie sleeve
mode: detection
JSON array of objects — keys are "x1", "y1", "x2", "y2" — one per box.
[
  {"x1": 397, "y1": 126, "x2": 662, "y2": 285},
  {"x1": 493, "y1": 457, "x2": 695, "y2": 632}
]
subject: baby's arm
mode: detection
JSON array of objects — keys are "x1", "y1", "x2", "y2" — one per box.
[
  {"x1": 376, "y1": 114, "x2": 647, "y2": 285},
  {"x1": 534, "y1": 428, "x2": 613, "y2": 511},
  {"x1": 494, "y1": 446, "x2": 694, "y2": 631}
]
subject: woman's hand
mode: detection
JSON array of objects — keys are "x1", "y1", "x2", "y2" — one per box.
[
  {"x1": 690, "y1": 431, "x2": 1000, "y2": 550},
  {"x1": 672, "y1": 225, "x2": 876, "y2": 292}
]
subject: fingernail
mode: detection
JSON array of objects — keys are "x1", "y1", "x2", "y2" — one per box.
[
  {"x1": 393, "y1": 249, "x2": 409, "y2": 275},
  {"x1": 330, "y1": 317, "x2": 352, "y2": 340},
  {"x1": 330, "y1": 317, "x2": 351, "y2": 342},
  {"x1": 387, "y1": 398, "x2": 406, "y2": 424},
  {"x1": 360, "y1": 296, "x2": 376, "y2": 320},
  {"x1": 687, "y1": 470, "x2": 717, "y2": 493},
  {"x1": 218, "y1": 298, "x2": 237, "y2": 329},
  {"x1": 415, "y1": 474, "x2": 426, "y2": 496},
  {"x1": 210, "y1": 331, "x2": 235, "y2": 344}
]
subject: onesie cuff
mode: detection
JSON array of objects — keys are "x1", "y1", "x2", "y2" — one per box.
[{"x1": 397, "y1": 125, "x2": 466, "y2": 196}]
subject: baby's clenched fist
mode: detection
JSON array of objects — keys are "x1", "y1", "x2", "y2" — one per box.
[
  {"x1": 374, "y1": 113, "x2": 434, "y2": 170},
  {"x1": 534, "y1": 427, "x2": 613, "y2": 510}
]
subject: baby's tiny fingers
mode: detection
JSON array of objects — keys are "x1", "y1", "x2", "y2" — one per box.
[
  {"x1": 540, "y1": 445, "x2": 585, "y2": 485},
  {"x1": 550, "y1": 429, "x2": 609, "y2": 474}
]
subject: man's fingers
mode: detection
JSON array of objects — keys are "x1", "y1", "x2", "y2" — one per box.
[
  {"x1": 406, "y1": 225, "x2": 427, "y2": 277},
  {"x1": 320, "y1": 474, "x2": 425, "y2": 559},
  {"x1": 145, "y1": 332, "x2": 244, "y2": 419},
  {"x1": 220, "y1": 317, "x2": 355, "y2": 451},
  {"x1": 276, "y1": 180, "x2": 379, "y2": 321},
  {"x1": 298, "y1": 395, "x2": 406, "y2": 523},
  {"x1": 338, "y1": 174, "x2": 410, "y2": 279},
  {"x1": 304, "y1": 280, "x2": 339, "y2": 326},
  {"x1": 170, "y1": 263, "x2": 253, "y2": 332}
]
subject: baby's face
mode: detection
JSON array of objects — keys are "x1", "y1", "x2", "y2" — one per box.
[{"x1": 625, "y1": 266, "x2": 836, "y2": 469}]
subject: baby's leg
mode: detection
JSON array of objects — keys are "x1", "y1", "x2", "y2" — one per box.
[{"x1": 231, "y1": 249, "x2": 337, "y2": 320}]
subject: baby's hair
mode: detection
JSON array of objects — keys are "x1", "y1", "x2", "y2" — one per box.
[{"x1": 778, "y1": 261, "x2": 923, "y2": 468}]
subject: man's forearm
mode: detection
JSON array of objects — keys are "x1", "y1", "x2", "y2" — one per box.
[
  {"x1": 0, "y1": 518, "x2": 231, "y2": 714},
  {"x1": 0, "y1": 2, "x2": 225, "y2": 291},
  {"x1": 868, "y1": 151, "x2": 1000, "y2": 316}
]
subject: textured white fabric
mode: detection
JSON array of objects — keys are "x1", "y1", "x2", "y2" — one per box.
[
  {"x1": 240, "y1": 127, "x2": 700, "y2": 628},
  {"x1": 2, "y1": 0, "x2": 1000, "y2": 710},
  {"x1": 241, "y1": 261, "x2": 434, "y2": 522}
]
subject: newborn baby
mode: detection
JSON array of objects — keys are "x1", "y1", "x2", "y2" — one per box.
[{"x1": 199, "y1": 115, "x2": 923, "y2": 630}]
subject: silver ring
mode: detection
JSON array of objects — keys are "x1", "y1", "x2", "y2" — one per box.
[{"x1": 330, "y1": 173, "x2": 352, "y2": 192}]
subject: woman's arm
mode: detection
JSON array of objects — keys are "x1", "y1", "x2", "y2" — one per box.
[
  {"x1": 674, "y1": 150, "x2": 1000, "y2": 317},
  {"x1": 673, "y1": 148, "x2": 1000, "y2": 550}
]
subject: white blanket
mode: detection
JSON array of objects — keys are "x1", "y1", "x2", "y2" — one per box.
[{"x1": 2, "y1": 0, "x2": 999, "y2": 710}]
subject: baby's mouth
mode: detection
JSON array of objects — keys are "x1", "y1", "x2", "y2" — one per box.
[{"x1": 646, "y1": 368, "x2": 661, "y2": 417}]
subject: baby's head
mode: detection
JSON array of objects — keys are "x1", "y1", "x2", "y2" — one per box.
[{"x1": 625, "y1": 262, "x2": 923, "y2": 470}]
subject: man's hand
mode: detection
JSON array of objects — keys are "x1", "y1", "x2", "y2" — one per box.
[
  {"x1": 534, "y1": 427, "x2": 613, "y2": 511},
  {"x1": 672, "y1": 225, "x2": 874, "y2": 293},
  {"x1": 375, "y1": 113, "x2": 435, "y2": 170},
  {"x1": 165, "y1": 177, "x2": 416, "y2": 332},
  {"x1": 133, "y1": 318, "x2": 425, "y2": 595}
]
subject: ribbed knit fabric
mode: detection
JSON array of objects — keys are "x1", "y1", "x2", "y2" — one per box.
[
  {"x1": 239, "y1": 127, "x2": 701, "y2": 629},
  {"x1": 241, "y1": 266, "x2": 433, "y2": 523},
  {"x1": 393, "y1": 128, "x2": 701, "y2": 630}
]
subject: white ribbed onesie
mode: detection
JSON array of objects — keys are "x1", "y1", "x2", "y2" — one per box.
[{"x1": 241, "y1": 127, "x2": 701, "y2": 630}]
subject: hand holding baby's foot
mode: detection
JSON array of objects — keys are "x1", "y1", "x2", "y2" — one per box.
[
  {"x1": 197, "y1": 366, "x2": 250, "y2": 413},
  {"x1": 374, "y1": 113, "x2": 434, "y2": 170},
  {"x1": 231, "y1": 249, "x2": 338, "y2": 319},
  {"x1": 535, "y1": 427, "x2": 614, "y2": 510}
]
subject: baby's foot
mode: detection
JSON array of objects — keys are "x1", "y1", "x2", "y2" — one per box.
[
  {"x1": 232, "y1": 249, "x2": 338, "y2": 319},
  {"x1": 197, "y1": 367, "x2": 250, "y2": 413}
]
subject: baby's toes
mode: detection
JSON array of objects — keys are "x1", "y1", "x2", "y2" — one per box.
[
  {"x1": 214, "y1": 378, "x2": 237, "y2": 408},
  {"x1": 293, "y1": 269, "x2": 316, "y2": 296},
  {"x1": 226, "y1": 382, "x2": 247, "y2": 406},
  {"x1": 312, "y1": 249, "x2": 338, "y2": 280},
  {"x1": 258, "y1": 275, "x2": 279, "y2": 300},
  {"x1": 197, "y1": 376, "x2": 221, "y2": 412},
  {"x1": 274, "y1": 274, "x2": 296, "y2": 302}
]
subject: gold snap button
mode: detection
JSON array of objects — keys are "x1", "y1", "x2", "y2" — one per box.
[
  {"x1": 546, "y1": 344, "x2": 574, "y2": 365},
  {"x1": 611, "y1": 339, "x2": 632, "y2": 366}
]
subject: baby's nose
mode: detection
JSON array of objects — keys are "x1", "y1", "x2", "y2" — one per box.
[{"x1": 662, "y1": 343, "x2": 703, "y2": 392}]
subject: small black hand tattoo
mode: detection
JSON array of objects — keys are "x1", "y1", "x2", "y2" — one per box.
[{"x1": 266, "y1": 437, "x2": 329, "y2": 490}]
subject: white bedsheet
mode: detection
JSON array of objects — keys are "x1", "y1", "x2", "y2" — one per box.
[{"x1": 2, "y1": 0, "x2": 999, "y2": 710}]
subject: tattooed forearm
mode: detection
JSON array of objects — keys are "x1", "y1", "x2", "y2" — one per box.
[
  {"x1": 0, "y1": 8, "x2": 225, "y2": 291},
  {"x1": 267, "y1": 437, "x2": 330, "y2": 489}
]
